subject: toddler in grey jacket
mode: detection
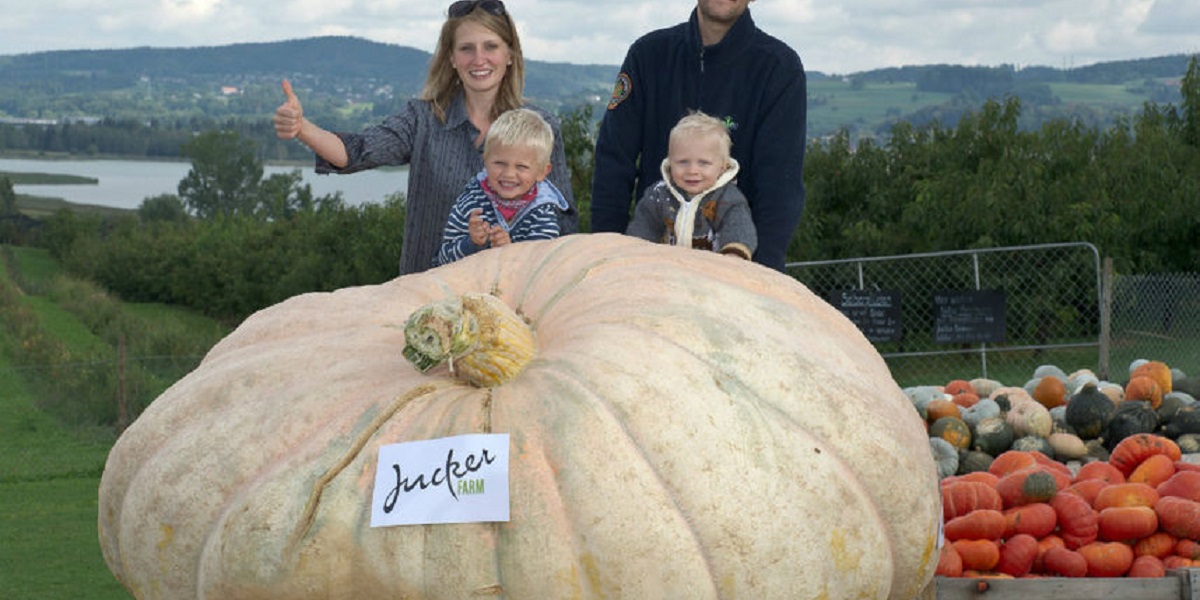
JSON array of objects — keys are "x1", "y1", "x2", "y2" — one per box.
[{"x1": 625, "y1": 111, "x2": 756, "y2": 259}]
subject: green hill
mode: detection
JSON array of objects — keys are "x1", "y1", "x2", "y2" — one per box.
[{"x1": 0, "y1": 37, "x2": 1194, "y2": 141}]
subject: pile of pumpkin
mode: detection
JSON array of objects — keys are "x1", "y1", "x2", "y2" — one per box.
[{"x1": 908, "y1": 359, "x2": 1200, "y2": 578}]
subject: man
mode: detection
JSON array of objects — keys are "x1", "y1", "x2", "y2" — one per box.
[{"x1": 590, "y1": 0, "x2": 807, "y2": 272}]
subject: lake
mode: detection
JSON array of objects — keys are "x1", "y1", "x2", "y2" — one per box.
[{"x1": 0, "y1": 157, "x2": 409, "y2": 210}]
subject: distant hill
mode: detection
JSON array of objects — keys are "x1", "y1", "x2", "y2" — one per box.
[
  {"x1": 0, "y1": 37, "x2": 1194, "y2": 141},
  {"x1": 0, "y1": 36, "x2": 618, "y2": 116}
]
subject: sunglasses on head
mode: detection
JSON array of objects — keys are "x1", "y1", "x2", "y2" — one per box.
[{"x1": 448, "y1": 0, "x2": 506, "y2": 18}]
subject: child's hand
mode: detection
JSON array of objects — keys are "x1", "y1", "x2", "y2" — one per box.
[
  {"x1": 468, "y1": 210, "x2": 491, "y2": 246},
  {"x1": 489, "y1": 228, "x2": 512, "y2": 248}
]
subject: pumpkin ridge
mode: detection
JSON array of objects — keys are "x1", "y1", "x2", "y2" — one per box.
[
  {"x1": 498, "y1": 367, "x2": 724, "y2": 597},
  {"x1": 502, "y1": 239, "x2": 596, "y2": 322},
  {"x1": 286, "y1": 383, "x2": 449, "y2": 557},
  {"x1": 518, "y1": 356, "x2": 897, "y2": 596}
]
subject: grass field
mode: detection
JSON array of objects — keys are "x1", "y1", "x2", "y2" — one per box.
[
  {"x1": 0, "y1": 246, "x2": 228, "y2": 599},
  {"x1": 13, "y1": 194, "x2": 134, "y2": 220},
  {"x1": 0, "y1": 347, "x2": 130, "y2": 599},
  {"x1": 808, "y1": 79, "x2": 957, "y2": 137},
  {"x1": 1047, "y1": 82, "x2": 1157, "y2": 106},
  {"x1": 805, "y1": 78, "x2": 1165, "y2": 140}
]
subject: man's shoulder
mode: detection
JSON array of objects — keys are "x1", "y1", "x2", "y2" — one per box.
[
  {"x1": 748, "y1": 27, "x2": 805, "y2": 72},
  {"x1": 629, "y1": 20, "x2": 690, "y2": 52}
]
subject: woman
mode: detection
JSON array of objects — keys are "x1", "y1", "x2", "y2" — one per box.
[{"x1": 273, "y1": 0, "x2": 577, "y2": 275}]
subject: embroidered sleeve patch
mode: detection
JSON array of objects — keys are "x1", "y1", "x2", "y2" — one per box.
[{"x1": 607, "y1": 73, "x2": 632, "y2": 110}]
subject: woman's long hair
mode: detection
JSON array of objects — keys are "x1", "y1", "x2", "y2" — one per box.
[{"x1": 422, "y1": 7, "x2": 525, "y2": 123}]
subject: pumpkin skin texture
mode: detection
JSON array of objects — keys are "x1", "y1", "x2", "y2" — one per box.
[
  {"x1": 1131, "y1": 360, "x2": 1173, "y2": 395},
  {"x1": 96, "y1": 235, "x2": 940, "y2": 600},
  {"x1": 1157, "y1": 471, "x2": 1200, "y2": 502},
  {"x1": 1064, "y1": 382, "x2": 1115, "y2": 440},
  {"x1": 941, "y1": 480, "x2": 1003, "y2": 520},
  {"x1": 1075, "y1": 460, "x2": 1126, "y2": 485},
  {"x1": 1125, "y1": 375, "x2": 1163, "y2": 409},
  {"x1": 1078, "y1": 541, "x2": 1134, "y2": 577},
  {"x1": 1003, "y1": 503, "x2": 1058, "y2": 538},
  {"x1": 1109, "y1": 433, "x2": 1182, "y2": 477},
  {"x1": 1134, "y1": 531, "x2": 1178, "y2": 558},
  {"x1": 1127, "y1": 554, "x2": 1166, "y2": 578}
]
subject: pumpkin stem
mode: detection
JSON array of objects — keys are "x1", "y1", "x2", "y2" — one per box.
[{"x1": 402, "y1": 293, "x2": 536, "y2": 388}]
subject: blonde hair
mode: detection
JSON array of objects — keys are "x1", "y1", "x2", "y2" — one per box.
[
  {"x1": 422, "y1": 7, "x2": 525, "y2": 123},
  {"x1": 669, "y1": 111, "x2": 732, "y2": 161},
  {"x1": 484, "y1": 108, "x2": 553, "y2": 166}
]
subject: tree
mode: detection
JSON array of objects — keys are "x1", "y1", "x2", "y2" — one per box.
[
  {"x1": 0, "y1": 176, "x2": 16, "y2": 217},
  {"x1": 559, "y1": 103, "x2": 597, "y2": 232},
  {"x1": 1181, "y1": 55, "x2": 1200, "y2": 147},
  {"x1": 0, "y1": 176, "x2": 20, "y2": 244},
  {"x1": 178, "y1": 130, "x2": 263, "y2": 219},
  {"x1": 139, "y1": 194, "x2": 189, "y2": 223}
]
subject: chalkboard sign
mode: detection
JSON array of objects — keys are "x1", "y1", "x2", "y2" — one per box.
[
  {"x1": 828, "y1": 290, "x2": 902, "y2": 342},
  {"x1": 933, "y1": 290, "x2": 1006, "y2": 344}
]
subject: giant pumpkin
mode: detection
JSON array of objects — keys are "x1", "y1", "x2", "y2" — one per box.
[{"x1": 97, "y1": 234, "x2": 940, "y2": 600}]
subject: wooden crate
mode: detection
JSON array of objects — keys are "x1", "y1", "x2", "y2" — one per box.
[{"x1": 930, "y1": 569, "x2": 1199, "y2": 599}]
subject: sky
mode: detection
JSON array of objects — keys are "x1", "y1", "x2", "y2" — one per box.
[{"x1": 1, "y1": 0, "x2": 1198, "y2": 75}]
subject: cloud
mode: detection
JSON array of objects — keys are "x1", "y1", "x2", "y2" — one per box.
[
  {"x1": 0, "y1": 0, "x2": 1195, "y2": 73},
  {"x1": 1141, "y1": 0, "x2": 1200, "y2": 35}
]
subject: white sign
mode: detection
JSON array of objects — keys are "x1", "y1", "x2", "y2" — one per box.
[{"x1": 370, "y1": 433, "x2": 510, "y2": 527}]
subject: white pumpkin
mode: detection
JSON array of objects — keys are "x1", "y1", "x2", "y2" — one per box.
[{"x1": 98, "y1": 234, "x2": 940, "y2": 600}]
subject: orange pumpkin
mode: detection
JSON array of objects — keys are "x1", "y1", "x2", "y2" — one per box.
[
  {"x1": 1176, "y1": 539, "x2": 1200, "y2": 559},
  {"x1": 936, "y1": 543, "x2": 963, "y2": 577},
  {"x1": 1129, "y1": 453, "x2": 1176, "y2": 487},
  {"x1": 1031, "y1": 376, "x2": 1067, "y2": 409},
  {"x1": 1003, "y1": 502, "x2": 1058, "y2": 539},
  {"x1": 1134, "y1": 531, "x2": 1178, "y2": 559},
  {"x1": 951, "y1": 391, "x2": 981, "y2": 409},
  {"x1": 1109, "y1": 433, "x2": 1182, "y2": 477},
  {"x1": 942, "y1": 471, "x2": 999, "y2": 488},
  {"x1": 1042, "y1": 546, "x2": 1088, "y2": 577},
  {"x1": 989, "y1": 450, "x2": 1038, "y2": 478},
  {"x1": 1052, "y1": 491, "x2": 1099, "y2": 549},
  {"x1": 1163, "y1": 556, "x2": 1198, "y2": 569},
  {"x1": 1097, "y1": 506, "x2": 1159, "y2": 542},
  {"x1": 1064, "y1": 478, "x2": 1108, "y2": 507},
  {"x1": 1078, "y1": 541, "x2": 1134, "y2": 577},
  {"x1": 1157, "y1": 470, "x2": 1200, "y2": 501},
  {"x1": 1032, "y1": 534, "x2": 1065, "y2": 574},
  {"x1": 1128, "y1": 555, "x2": 1166, "y2": 578},
  {"x1": 1074, "y1": 460, "x2": 1126, "y2": 484},
  {"x1": 930, "y1": 416, "x2": 972, "y2": 450},
  {"x1": 1156, "y1": 496, "x2": 1200, "y2": 540},
  {"x1": 995, "y1": 533, "x2": 1039, "y2": 577},
  {"x1": 1130, "y1": 360, "x2": 1173, "y2": 395},
  {"x1": 942, "y1": 480, "x2": 1003, "y2": 520},
  {"x1": 944, "y1": 380, "x2": 975, "y2": 396},
  {"x1": 952, "y1": 539, "x2": 1001, "y2": 572},
  {"x1": 95, "y1": 235, "x2": 942, "y2": 599},
  {"x1": 926, "y1": 398, "x2": 962, "y2": 423},
  {"x1": 945, "y1": 509, "x2": 1006, "y2": 541},
  {"x1": 996, "y1": 468, "x2": 1061, "y2": 508},
  {"x1": 1094, "y1": 482, "x2": 1161, "y2": 511},
  {"x1": 1124, "y1": 375, "x2": 1163, "y2": 408}
]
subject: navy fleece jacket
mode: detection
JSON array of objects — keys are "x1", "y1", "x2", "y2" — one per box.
[{"x1": 591, "y1": 7, "x2": 807, "y2": 271}]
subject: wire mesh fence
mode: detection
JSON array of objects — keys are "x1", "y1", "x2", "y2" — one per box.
[
  {"x1": 1108, "y1": 271, "x2": 1200, "y2": 381},
  {"x1": 786, "y1": 243, "x2": 1200, "y2": 388}
]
